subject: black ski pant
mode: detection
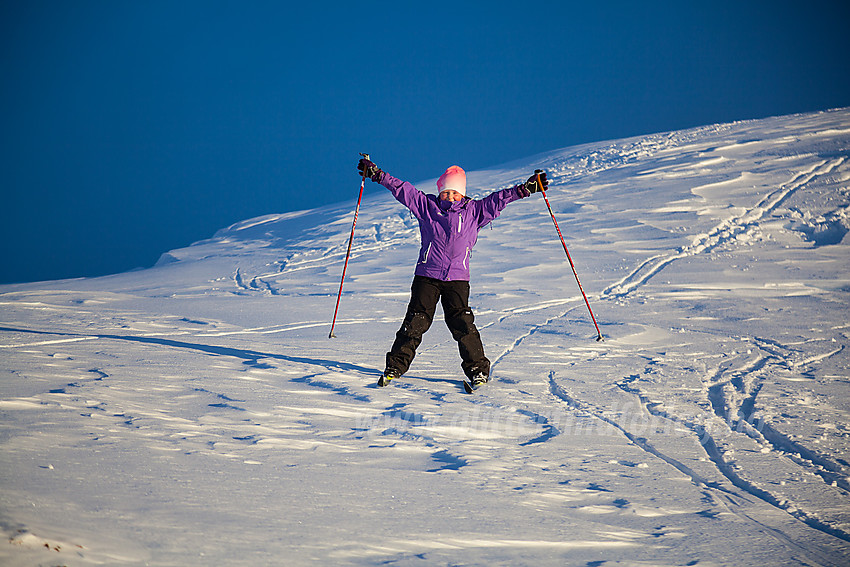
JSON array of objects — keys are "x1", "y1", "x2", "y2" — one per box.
[{"x1": 386, "y1": 275, "x2": 490, "y2": 379}]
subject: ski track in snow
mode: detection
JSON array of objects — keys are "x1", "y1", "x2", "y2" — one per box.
[
  {"x1": 582, "y1": 149, "x2": 850, "y2": 542},
  {"x1": 2, "y1": 110, "x2": 850, "y2": 565},
  {"x1": 456, "y1": 137, "x2": 850, "y2": 546},
  {"x1": 603, "y1": 157, "x2": 846, "y2": 298}
]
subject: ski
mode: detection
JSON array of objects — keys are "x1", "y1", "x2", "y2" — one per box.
[
  {"x1": 377, "y1": 371, "x2": 399, "y2": 387},
  {"x1": 463, "y1": 375, "x2": 489, "y2": 393}
]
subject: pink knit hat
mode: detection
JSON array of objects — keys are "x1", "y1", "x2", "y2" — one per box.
[{"x1": 436, "y1": 165, "x2": 467, "y2": 196}]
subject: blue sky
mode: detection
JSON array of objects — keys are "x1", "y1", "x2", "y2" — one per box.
[{"x1": 2, "y1": 0, "x2": 848, "y2": 284}]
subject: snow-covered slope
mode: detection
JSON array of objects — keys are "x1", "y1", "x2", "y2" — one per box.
[{"x1": 2, "y1": 109, "x2": 849, "y2": 566}]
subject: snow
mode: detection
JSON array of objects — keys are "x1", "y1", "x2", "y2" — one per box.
[{"x1": 2, "y1": 108, "x2": 850, "y2": 566}]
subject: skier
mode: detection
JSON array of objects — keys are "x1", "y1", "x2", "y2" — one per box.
[{"x1": 357, "y1": 157, "x2": 549, "y2": 390}]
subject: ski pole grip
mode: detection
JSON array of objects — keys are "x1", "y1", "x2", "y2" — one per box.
[{"x1": 359, "y1": 152, "x2": 371, "y2": 180}]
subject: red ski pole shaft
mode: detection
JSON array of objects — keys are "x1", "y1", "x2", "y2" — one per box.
[
  {"x1": 329, "y1": 153, "x2": 369, "y2": 338},
  {"x1": 537, "y1": 171, "x2": 603, "y2": 341}
]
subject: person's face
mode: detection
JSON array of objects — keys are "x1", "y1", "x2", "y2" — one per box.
[{"x1": 439, "y1": 189, "x2": 463, "y2": 202}]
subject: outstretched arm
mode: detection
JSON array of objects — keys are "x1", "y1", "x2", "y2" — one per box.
[
  {"x1": 357, "y1": 157, "x2": 429, "y2": 218},
  {"x1": 476, "y1": 170, "x2": 550, "y2": 227},
  {"x1": 477, "y1": 185, "x2": 525, "y2": 226}
]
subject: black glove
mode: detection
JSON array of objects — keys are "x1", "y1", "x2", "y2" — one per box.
[
  {"x1": 357, "y1": 157, "x2": 382, "y2": 182},
  {"x1": 523, "y1": 169, "x2": 549, "y2": 194}
]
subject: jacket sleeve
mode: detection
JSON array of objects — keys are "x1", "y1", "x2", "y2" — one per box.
[
  {"x1": 475, "y1": 185, "x2": 526, "y2": 228},
  {"x1": 376, "y1": 171, "x2": 429, "y2": 219}
]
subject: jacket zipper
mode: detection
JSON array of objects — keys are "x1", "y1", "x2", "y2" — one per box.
[
  {"x1": 463, "y1": 247, "x2": 470, "y2": 269},
  {"x1": 458, "y1": 213, "x2": 462, "y2": 233}
]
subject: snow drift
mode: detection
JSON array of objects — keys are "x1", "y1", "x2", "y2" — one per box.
[{"x1": 1, "y1": 109, "x2": 849, "y2": 566}]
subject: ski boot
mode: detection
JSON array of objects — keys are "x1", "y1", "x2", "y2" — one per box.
[
  {"x1": 464, "y1": 372, "x2": 489, "y2": 393},
  {"x1": 378, "y1": 369, "x2": 400, "y2": 387}
]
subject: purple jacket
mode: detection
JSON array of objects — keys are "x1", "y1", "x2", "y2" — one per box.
[{"x1": 377, "y1": 171, "x2": 526, "y2": 281}]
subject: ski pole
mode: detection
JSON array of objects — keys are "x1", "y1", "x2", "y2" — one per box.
[
  {"x1": 536, "y1": 170, "x2": 603, "y2": 341},
  {"x1": 329, "y1": 153, "x2": 370, "y2": 338}
]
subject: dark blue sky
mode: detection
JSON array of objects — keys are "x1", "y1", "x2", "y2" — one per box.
[{"x1": 2, "y1": 1, "x2": 848, "y2": 284}]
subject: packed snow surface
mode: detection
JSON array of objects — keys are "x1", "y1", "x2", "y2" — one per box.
[{"x1": 2, "y1": 109, "x2": 850, "y2": 566}]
